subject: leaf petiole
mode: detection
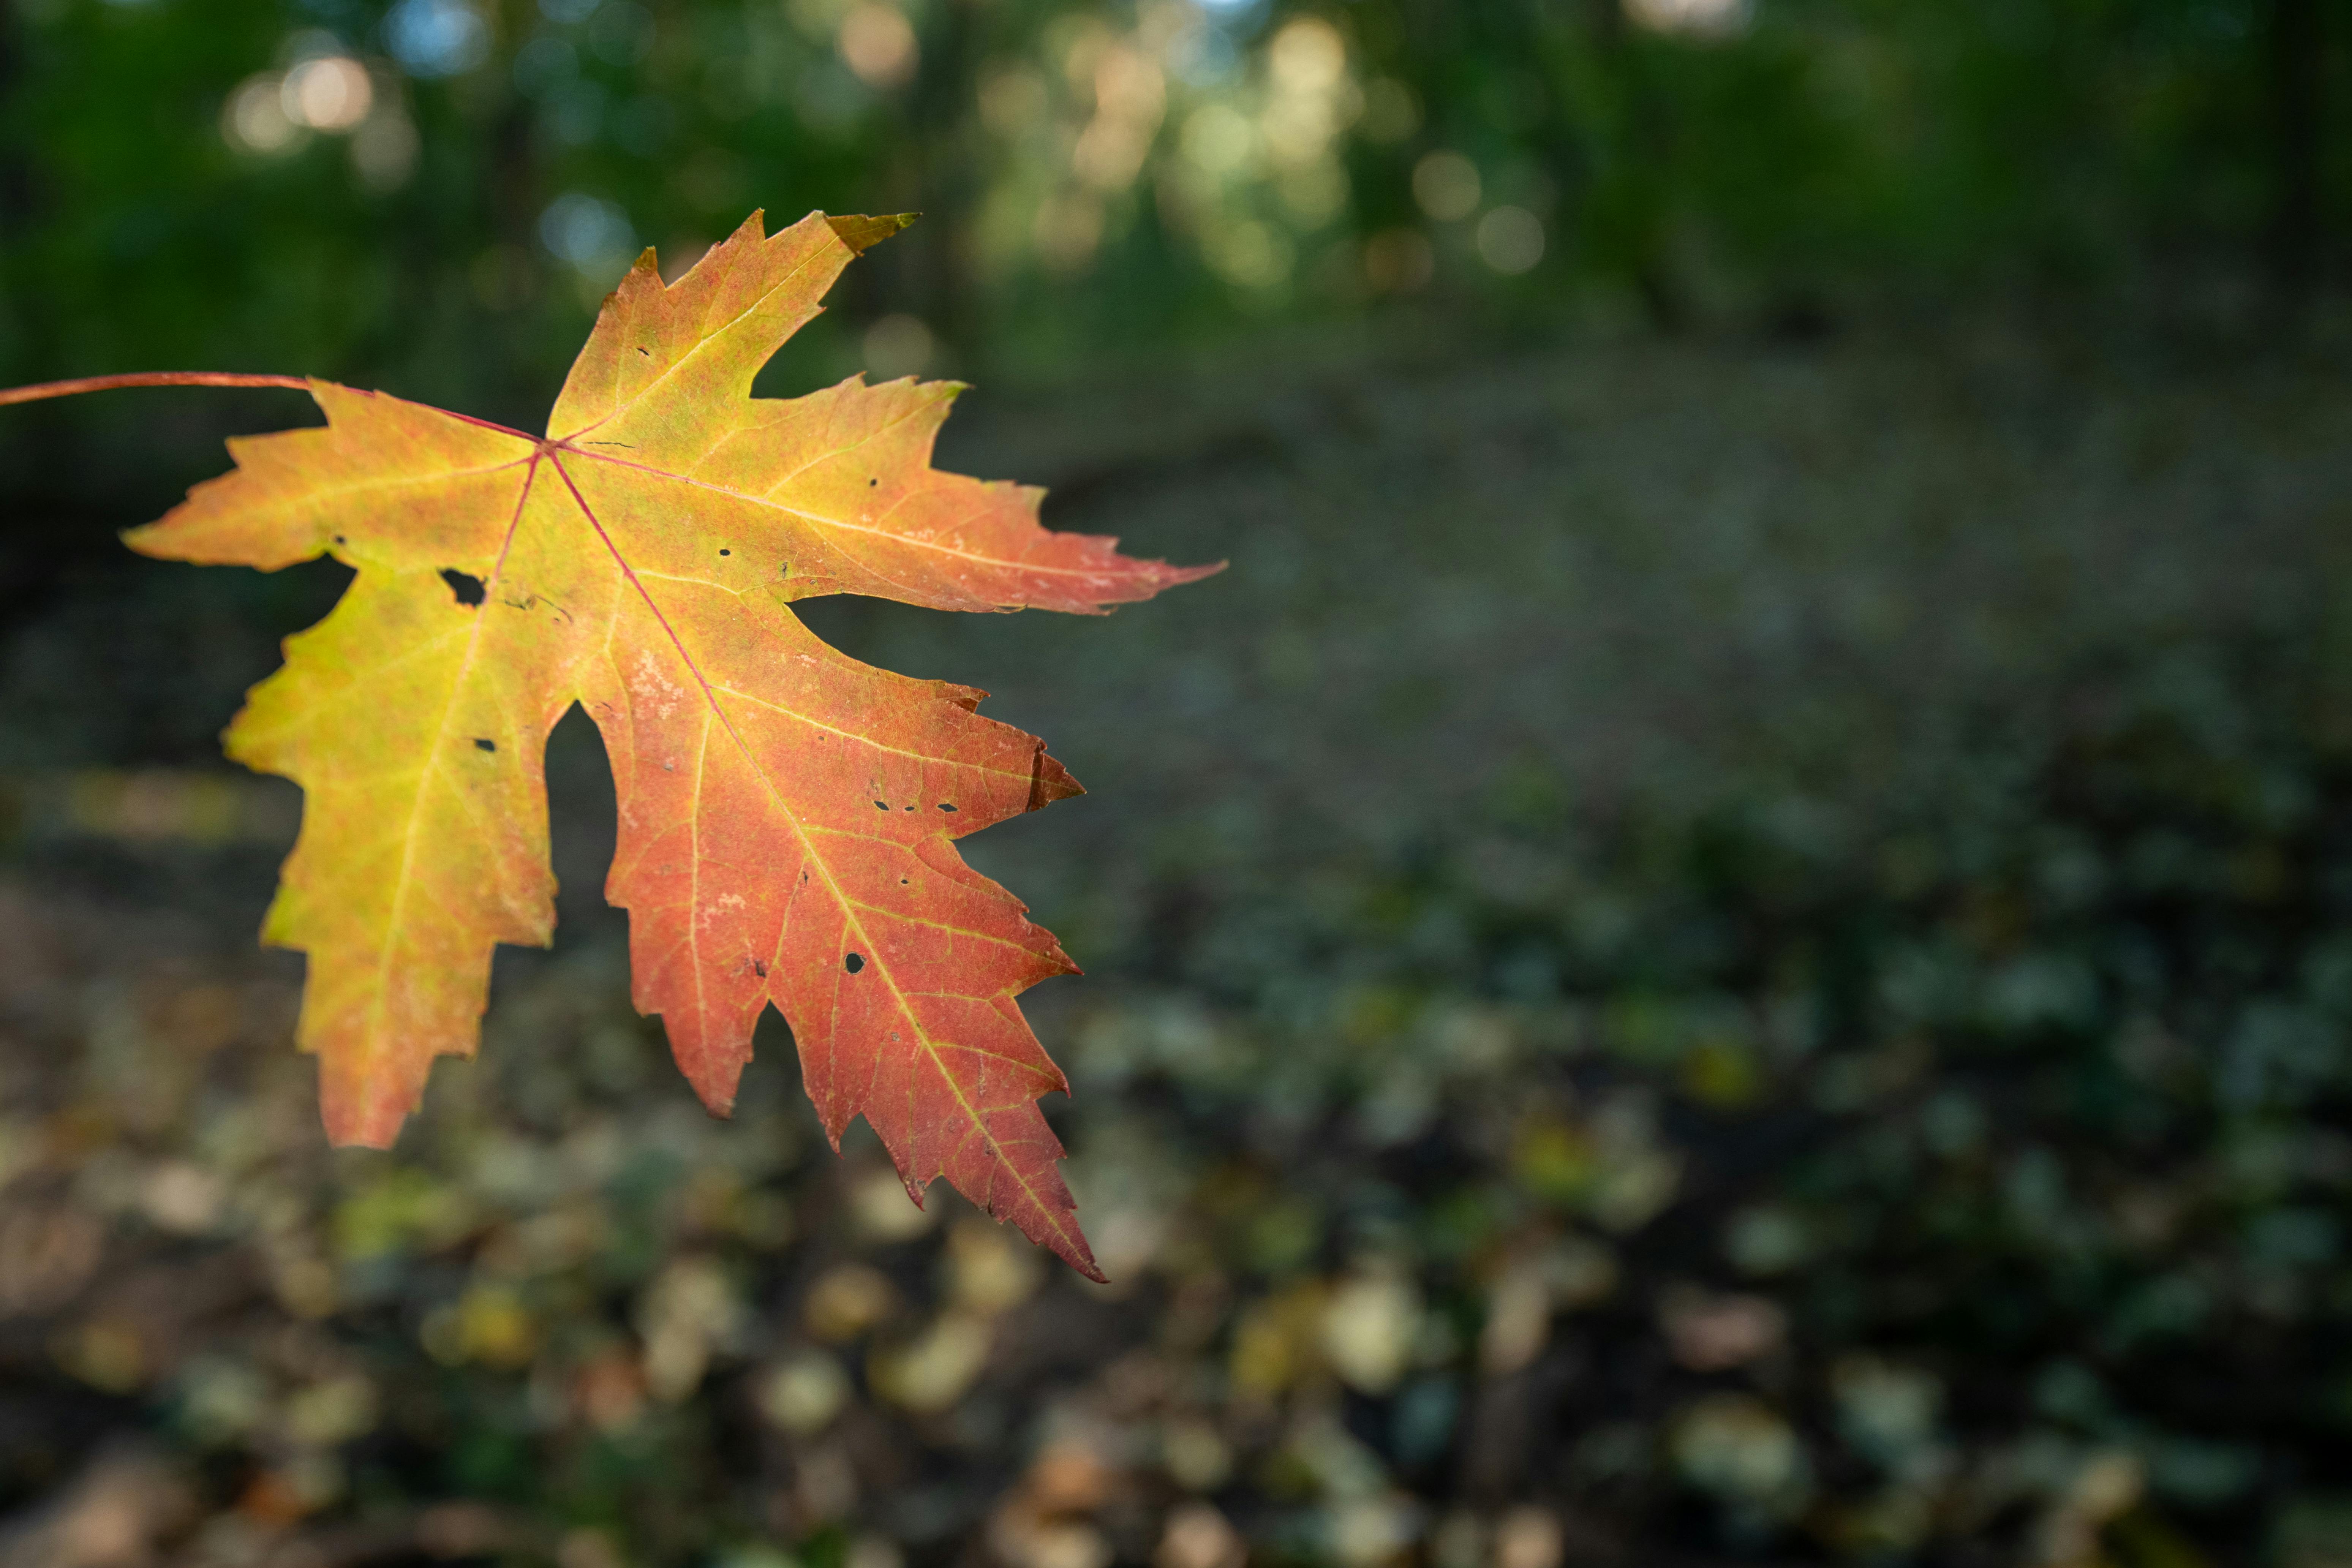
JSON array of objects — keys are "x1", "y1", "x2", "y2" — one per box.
[{"x1": 0, "y1": 371, "x2": 310, "y2": 408}]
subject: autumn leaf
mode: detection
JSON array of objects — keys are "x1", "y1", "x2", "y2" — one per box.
[{"x1": 17, "y1": 211, "x2": 1215, "y2": 1279}]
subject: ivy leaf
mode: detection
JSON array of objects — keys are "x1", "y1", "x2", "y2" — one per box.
[{"x1": 116, "y1": 212, "x2": 1216, "y2": 1278}]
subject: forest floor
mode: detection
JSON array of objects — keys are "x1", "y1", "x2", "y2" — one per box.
[{"x1": 3, "y1": 325, "x2": 2352, "y2": 1568}]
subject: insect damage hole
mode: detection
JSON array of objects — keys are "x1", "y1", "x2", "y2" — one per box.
[
  {"x1": 440, "y1": 568, "x2": 486, "y2": 607},
  {"x1": 719, "y1": 548, "x2": 731, "y2": 556},
  {"x1": 844, "y1": 952, "x2": 865, "y2": 974},
  {"x1": 473, "y1": 738, "x2": 496, "y2": 752}
]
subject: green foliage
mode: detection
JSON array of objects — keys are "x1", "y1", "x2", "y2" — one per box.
[{"x1": 0, "y1": 0, "x2": 2327, "y2": 422}]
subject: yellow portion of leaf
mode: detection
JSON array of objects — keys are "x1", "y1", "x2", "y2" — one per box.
[{"x1": 825, "y1": 212, "x2": 920, "y2": 254}]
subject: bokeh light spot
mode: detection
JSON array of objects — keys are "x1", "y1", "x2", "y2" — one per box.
[
  {"x1": 1202, "y1": 220, "x2": 1292, "y2": 289},
  {"x1": 385, "y1": 0, "x2": 490, "y2": 78},
  {"x1": 223, "y1": 74, "x2": 303, "y2": 155},
  {"x1": 1033, "y1": 195, "x2": 1104, "y2": 274},
  {"x1": 1268, "y1": 18, "x2": 1345, "y2": 96},
  {"x1": 838, "y1": 3, "x2": 917, "y2": 89},
  {"x1": 1165, "y1": 24, "x2": 1240, "y2": 89},
  {"x1": 351, "y1": 112, "x2": 421, "y2": 191},
  {"x1": 862, "y1": 315, "x2": 934, "y2": 380},
  {"x1": 1476, "y1": 205, "x2": 1545, "y2": 274},
  {"x1": 1181, "y1": 105, "x2": 1255, "y2": 176},
  {"x1": 978, "y1": 67, "x2": 1048, "y2": 138},
  {"x1": 1626, "y1": 0, "x2": 1752, "y2": 36},
  {"x1": 282, "y1": 57, "x2": 372, "y2": 131},
  {"x1": 1413, "y1": 152, "x2": 1481, "y2": 222},
  {"x1": 540, "y1": 193, "x2": 637, "y2": 277}
]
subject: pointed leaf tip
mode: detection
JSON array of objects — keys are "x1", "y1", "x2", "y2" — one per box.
[
  {"x1": 827, "y1": 212, "x2": 921, "y2": 254},
  {"x1": 1031, "y1": 752, "x2": 1085, "y2": 811}
]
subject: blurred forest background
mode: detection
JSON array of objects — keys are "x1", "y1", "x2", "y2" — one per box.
[{"x1": 5, "y1": 1, "x2": 2352, "y2": 1566}]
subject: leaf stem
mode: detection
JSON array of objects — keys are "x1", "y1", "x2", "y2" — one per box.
[{"x1": 0, "y1": 371, "x2": 310, "y2": 408}]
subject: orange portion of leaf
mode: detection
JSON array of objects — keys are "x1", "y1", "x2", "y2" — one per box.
[{"x1": 124, "y1": 210, "x2": 1216, "y2": 1278}]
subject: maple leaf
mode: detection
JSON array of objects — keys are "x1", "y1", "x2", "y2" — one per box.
[{"x1": 17, "y1": 212, "x2": 1215, "y2": 1279}]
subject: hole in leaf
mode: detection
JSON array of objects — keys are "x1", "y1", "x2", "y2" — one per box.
[
  {"x1": 873, "y1": 800, "x2": 889, "y2": 811},
  {"x1": 474, "y1": 738, "x2": 496, "y2": 752},
  {"x1": 441, "y1": 569, "x2": 486, "y2": 607},
  {"x1": 719, "y1": 548, "x2": 731, "y2": 556},
  {"x1": 868, "y1": 477, "x2": 877, "y2": 487},
  {"x1": 332, "y1": 534, "x2": 348, "y2": 545},
  {"x1": 938, "y1": 803, "x2": 956, "y2": 812},
  {"x1": 844, "y1": 952, "x2": 865, "y2": 974},
  {"x1": 753, "y1": 959, "x2": 768, "y2": 977}
]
